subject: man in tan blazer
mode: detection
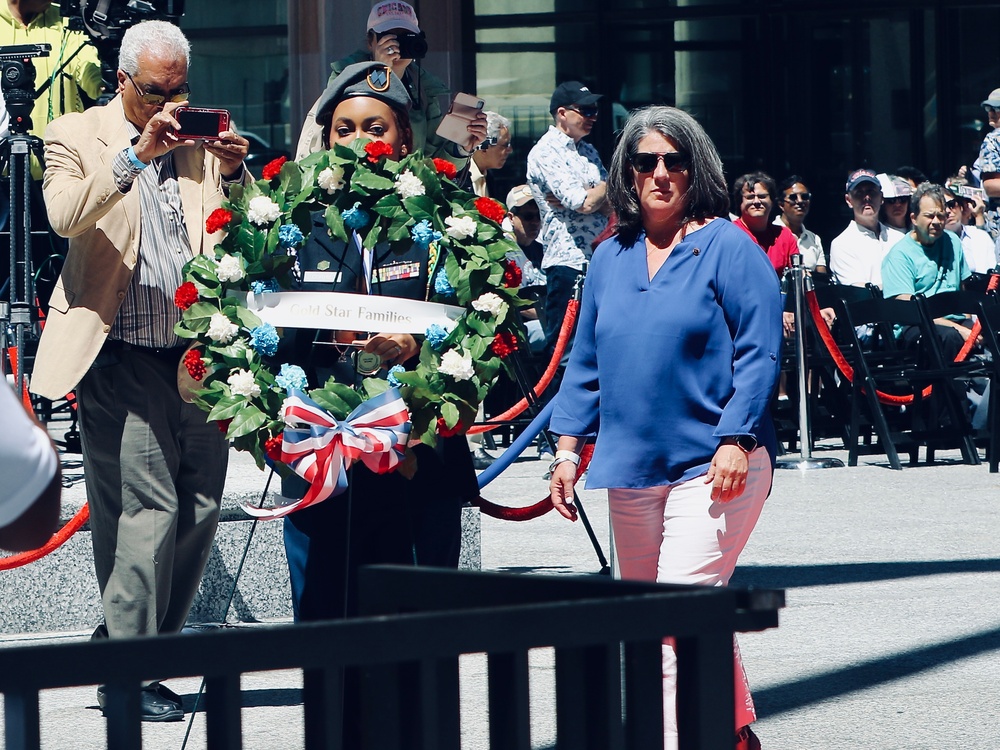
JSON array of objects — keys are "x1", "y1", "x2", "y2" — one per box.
[{"x1": 30, "y1": 20, "x2": 250, "y2": 722}]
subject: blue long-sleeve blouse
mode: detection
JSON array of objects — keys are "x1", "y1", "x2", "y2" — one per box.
[{"x1": 549, "y1": 219, "x2": 784, "y2": 489}]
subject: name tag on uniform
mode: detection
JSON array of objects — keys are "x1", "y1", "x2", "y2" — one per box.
[
  {"x1": 373, "y1": 261, "x2": 421, "y2": 284},
  {"x1": 303, "y1": 270, "x2": 343, "y2": 284}
]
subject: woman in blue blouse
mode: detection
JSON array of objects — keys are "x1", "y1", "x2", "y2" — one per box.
[{"x1": 548, "y1": 106, "x2": 782, "y2": 750}]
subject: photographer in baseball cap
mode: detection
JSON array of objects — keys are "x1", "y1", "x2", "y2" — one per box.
[{"x1": 296, "y1": 1, "x2": 485, "y2": 163}]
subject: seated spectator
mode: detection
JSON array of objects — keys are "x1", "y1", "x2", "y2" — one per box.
[
  {"x1": 943, "y1": 186, "x2": 997, "y2": 275},
  {"x1": 503, "y1": 185, "x2": 547, "y2": 353},
  {"x1": 878, "y1": 173, "x2": 913, "y2": 232},
  {"x1": 775, "y1": 175, "x2": 827, "y2": 273},
  {"x1": 894, "y1": 165, "x2": 929, "y2": 191},
  {"x1": 732, "y1": 171, "x2": 797, "y2": 276},
  {"x1": 830, "y1": 169, "x2": 905, "y2": 288}
]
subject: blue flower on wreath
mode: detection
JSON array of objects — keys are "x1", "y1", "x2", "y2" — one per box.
[
  {"x1": 275, "y1": 363, "x2": 308, "y2": 391},
  {"x1": 342, "y1": 202, "x2": 371, "y2": 230},
  {"x1": 249, "y1": 323, "x2": 280, "y2": 357},
  {"x1": 278, "y1": 223, "x2": 305, "y2": 249},
  {"x1": 410, "y1": 219, "x2": 442, "y2": 251},
  {"x1": 434, "y1": 268, "x2": 455, "y2": 297},
  {"x1": 387, "y1": 364, "x2": 406, "y2": 388},
  {"x1": 425, "y1": 324, "x2": 449, "y2": 351},
  {"x1": 251, "y1": 279, "x2": 279, "y2": 295}
]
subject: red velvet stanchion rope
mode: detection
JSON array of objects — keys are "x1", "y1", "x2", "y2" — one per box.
[
  {"x1": 473, "y1": 443, "x2": 594, "y2": 521},
  {"x1": 467, "y1": 298, "x2": 580, "y2": 435},
  {"x1": 804, "y1": 278, "x2": 997, "y2": 407},
  {"x1": 0, "y1": 504, "x2": 90, "y2": 571}
]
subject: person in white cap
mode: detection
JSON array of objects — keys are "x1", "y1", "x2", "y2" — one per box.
[
  {"x1": 295, "y1": 0, "x2": 484, "y2": 163},
  {"x1": 975, "y1": 87, "x2": 1000, "y2": 241}
]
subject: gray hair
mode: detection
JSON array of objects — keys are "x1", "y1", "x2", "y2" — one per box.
[
  {"x1": 484, "y1": 111, "x2": 511, "y2": 143},
  {"x1": 608, "y1": 106, "x2": 729, "y2": 242},
  {"x1": 118, "y1": 21, "x2": 191, "y2": 75},
  {"x1": 909, "y1": 182, "x2": 945, "y2": 216}
]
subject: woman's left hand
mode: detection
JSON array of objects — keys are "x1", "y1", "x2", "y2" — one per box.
[
  {"x1": 360, "y1": 333, "x2": 419, "y2": 367},
  {"x1": 704, "y1": 445, "x2": 749, "y2": 503}
]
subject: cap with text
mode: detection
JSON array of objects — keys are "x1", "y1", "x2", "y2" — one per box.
[
  {"x1": 367, "y1": 1, "x2": 420, "y2": 34},
  {"x1": 845, "y1": 168, "x2": 880, "y2": 194}
]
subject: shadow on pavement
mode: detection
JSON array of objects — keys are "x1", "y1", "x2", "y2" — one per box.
[{"x1": 733, "y1": 558, "x2": 1000, "y2": 588}]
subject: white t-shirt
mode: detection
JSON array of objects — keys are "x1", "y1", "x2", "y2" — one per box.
[
  {"x1": 773, "y1": 217, "x2": 826, "y2": 270},
  {"x1": 957, "y1": 225, "x2": 998, "y2": 274},
  {"x1": 829, "y1": 221, "x2": 905, "y2": 289},
  {"x1": 0, "y1": 384, "x2": 57, "y2": 528}
]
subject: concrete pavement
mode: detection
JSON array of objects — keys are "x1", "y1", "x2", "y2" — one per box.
[{"x1": 3, "y1": 437, "x2": 1000, "y2": 748}]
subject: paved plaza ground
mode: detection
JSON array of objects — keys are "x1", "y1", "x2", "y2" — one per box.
[{"x1": 2, "y1": 437, "x2": 1000, "y2": 748}]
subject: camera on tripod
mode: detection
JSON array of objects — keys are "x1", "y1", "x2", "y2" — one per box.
[{"x1": 0, "y1": 44, "x2": 51, "y2": 135}]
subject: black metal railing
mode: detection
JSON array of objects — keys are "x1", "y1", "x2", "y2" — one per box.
[{"x1": 0, "y1": 567, "x2": 783, "y2": 750}]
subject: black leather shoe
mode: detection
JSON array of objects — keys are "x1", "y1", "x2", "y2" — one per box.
[
  {"x1": 471, "y1": 447, "x2": 495, "y2": 470},
  {"x1": 154, "y1": 682, "x2": 184, "y2": 709},
  {"x1": 98, "y1": 685, "x2": 184, "y2": 722}
]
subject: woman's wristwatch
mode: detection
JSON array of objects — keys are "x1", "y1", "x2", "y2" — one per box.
[
  {"x1": 548, "y1": 449, "x2": 581, "y2": 473},
  {"x1": 719, "y1": 435, "x2": 758, "y2": 454}
]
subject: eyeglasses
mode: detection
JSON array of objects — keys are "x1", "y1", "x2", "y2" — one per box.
[
  {"x1": 742, "y1": 192, "x2": 771, "y2": 204},
  {"x1": 629, "y1": 151, "x2": 688, "y2": 174},
  {"x1": 985, "y1": 105, "x2": 1000, "y2": 115},
  {"x1": 566, "y1": 105, "x2": 599, "y2": 118},
  {"x1": 944, "y1": 199, "x2": 960, "y2": 210},
  {"x1": 784, "y1": 192, "x2": 811, "y2": 203},
  {"x1": 125, "y1": 72, "x2": 190, "y2": 106},
  {"x1": 883, "y1": 196, "x2": 909, "y2": 206},
  {"x1": 514, "y1": 209, "x2": 540, "y2": 221}
]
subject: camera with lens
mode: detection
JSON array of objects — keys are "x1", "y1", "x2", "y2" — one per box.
[
  {"x1": 377, "y1": 30, "x2": 427, "y2": 60},
  {"x1": 0, "y1": 43, "x2": 51, "y2": 135}
]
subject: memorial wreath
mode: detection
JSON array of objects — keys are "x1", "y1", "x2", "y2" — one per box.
[{"x1": 173, "y1": 140, "x2": 525, "y2": 476}]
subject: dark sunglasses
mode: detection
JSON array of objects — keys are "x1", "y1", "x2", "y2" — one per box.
[
  {"x1": 567, "y1": 105, "x2": 599, "y2": 118},
  {"x1": 985, "y1": 105, "x2": 1000, "y2": 115},
  {"x1": 945, "y1": 199, "x2": 960, "y2": 210},
  {"x1": 125, "y1": 72, "x2": 190, "y2": 106},
  {"x1": 785, "y1": 192, "x2": 811, "y2": 203},
  {"x1": 514, "y1": 208, "x2": 540, "y2": 220},
  {"x1": 629, "y1": 151, "x2": 688, "y2": 174},
  {"x1": 883, "y1": 196, "x2": 909, "y2": 206}
]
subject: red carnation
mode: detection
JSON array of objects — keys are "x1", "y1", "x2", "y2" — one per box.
[
  {"x1": 174, "y1": 281, "x2": 199, "y2": 310},
  {"x1": 436, "y1": 417, "x2": 464, "y2": 438},
  {"x1": 475, "y1": 196, "x2": 506, "y2": 224},
  {"x1": 265, "y1": 434, "x2": 283, "y2": 462},
  {"x1": 217, "y1": 418, "x2": 232, "y2": 435},
  {"x1": 206, "y1": 208, "x2": 233, "y2": 234},
  {"x1": 490, "y1": 331, "x2": 519, "y2": 359},
  {"x1": 364, "y1": 140, "x2": 395, "y2": 163},
  {"x1": 502, "y1": 259, "x2": 522, "y2": 288},
  {"x1": 183, "y1": 348, "x2": 207, "y2": 381},
  {"x1": 432, "y1": 158, "x2": 457, "y2": 179},
  {"x1": 261, "y1": 156, "x2": 287, "y2": 181}
]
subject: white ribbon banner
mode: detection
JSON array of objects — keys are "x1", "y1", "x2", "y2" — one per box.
[{"x1": 246, "y1": 291, "x2": 464, "y2": 333}]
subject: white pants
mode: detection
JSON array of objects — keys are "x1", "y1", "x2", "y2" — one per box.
[{"x1": 608, "y1": 448, "x2": 771, "y2": 750}]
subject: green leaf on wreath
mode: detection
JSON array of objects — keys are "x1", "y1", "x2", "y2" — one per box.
[
  {"x1": 403, "y1": 195, "x2": 435, "y2": 223},
  {"x1": 229, "y1": 403, "x2": 269, "y2": 438},
  {"x1": 363, "y1": 221, "x2": 382, "y2": 249},
  {"x1": 234, "y1": 305, "x2": 263, "y2": 330},
  {"x1": 324, "y1": 204, "x2": 348, "y2": 244},
  {"x1": 352, "y1": 170, "x2": 395, "y2": 192},
  {"x1": 361, "y1": 378, "x2": 391, "y2": 399},
  {"x1": 440, "y1": 401, "x2": 460, "y2": 429},
  {"x1": 207, "y1": 394, "x2": 247, "y2": 422},
  {"x1": 182, "y1": 301, "x2": 222, "y2": 331},
  {"x1": 372, "y1": 193, "x2": 404, "y2": 219}
]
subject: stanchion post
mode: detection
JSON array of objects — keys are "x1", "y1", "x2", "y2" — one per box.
[{"x1": 776, "y1": 254, "x2": 844, "y2": 470}]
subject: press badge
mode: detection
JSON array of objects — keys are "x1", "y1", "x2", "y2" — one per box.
[{"x1": 373, "y1": 261, "x2": 421, "y2": 284}]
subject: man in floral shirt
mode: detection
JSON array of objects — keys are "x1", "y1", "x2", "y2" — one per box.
[
  {"x1": 975, "y1": 88, "x2": 1000, "y2": 240},
  {"x1": 526, "y1": 81, "x2": 610, "y2": 352}
]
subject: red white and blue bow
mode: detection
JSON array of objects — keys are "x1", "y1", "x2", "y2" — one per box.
[{"x1": 242, "y1": 387, "x2": 411, "y2": 519}]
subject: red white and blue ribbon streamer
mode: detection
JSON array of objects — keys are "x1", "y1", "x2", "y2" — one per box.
[{"x1": 242, "y1": 387, "x2": 411, "y2": 519}]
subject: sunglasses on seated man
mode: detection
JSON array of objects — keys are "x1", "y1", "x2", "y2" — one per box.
[
  {"x1": 629, "y1": 151, "x2": 689, "y2": 174},
  {"x1": 566, "y1": 105, "x2": 599, "y2": 118}
]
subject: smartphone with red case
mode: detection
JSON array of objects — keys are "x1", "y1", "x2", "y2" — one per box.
[{"x1": 174, "y1": 107, "x2": 231, "y2": 140}]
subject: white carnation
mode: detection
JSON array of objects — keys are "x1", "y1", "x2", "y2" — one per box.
[
  {"x1": 317, "y1": 165, "x2": 345, "y2": 194},
  {"x1": 471, "y1": 292, "x2": 506, "y2": 318},
  {"x1": 207, "y1": 313, "x2": 239, "y2": 344},
  {"x1": 247, "y1": 195, "x2": 281, "y2": 226},
  {"x1": 215, "y1": 254, "x2": 244, "y2": 283},
  {"x1": 394, "y1": 170, "x2": 426, "y2": 199},
  {"x1": 227, "y1": 369, "x2": 261, "y2": 399},
  {"x1": 444, "y1": 214, "x2": 477, "y2": 240},
  {"x1": 438, "y1": 349, "x2": 475, "y2": 381}
]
